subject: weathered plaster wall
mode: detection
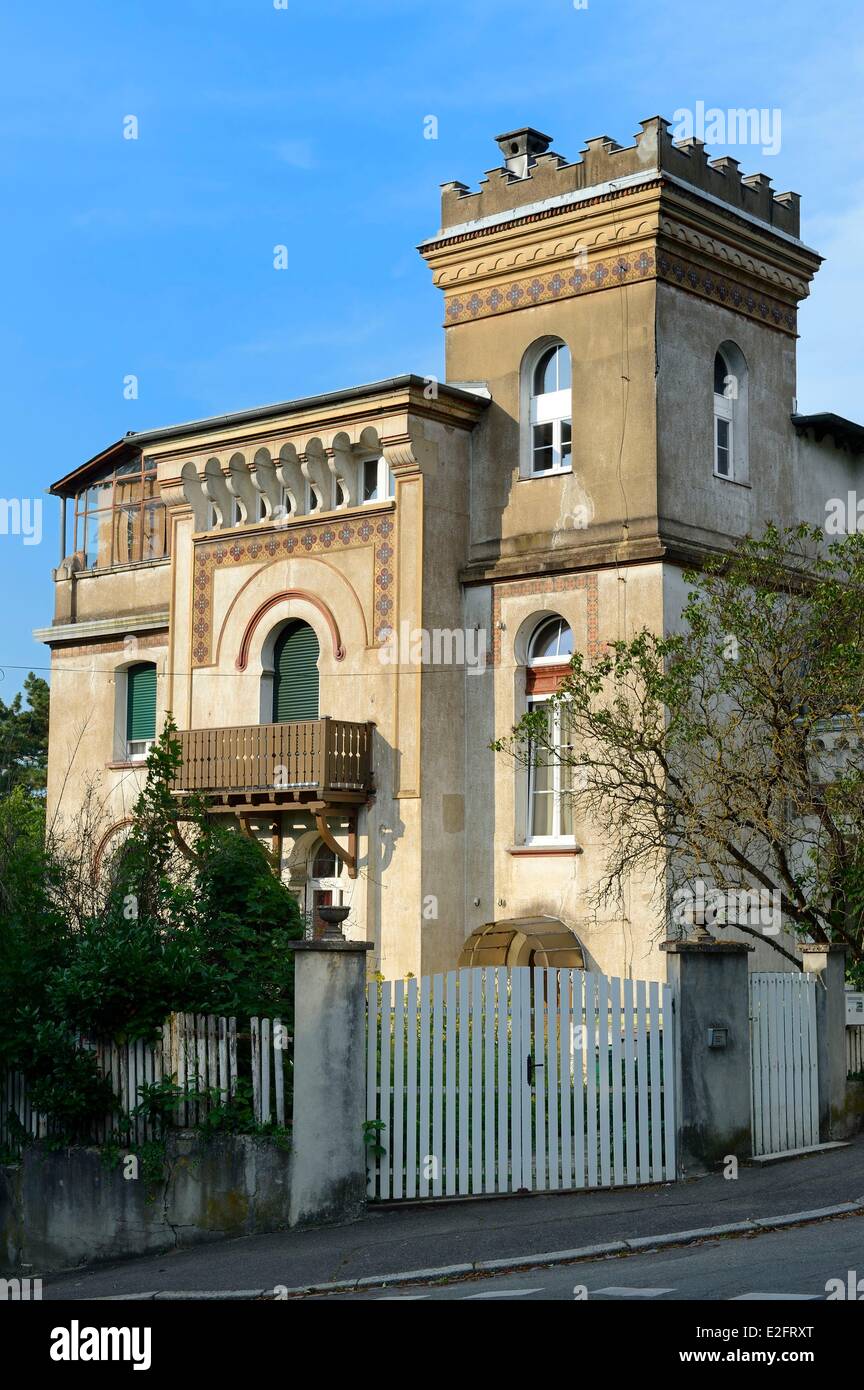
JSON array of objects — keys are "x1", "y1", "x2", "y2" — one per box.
[{"x1": 0, "y1": 1135, "x2": 294, "y2": 1275}]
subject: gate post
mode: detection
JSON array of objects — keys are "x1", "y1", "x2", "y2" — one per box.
[
  {"x1": 288, "y1": 939, "x2": 373, "y2": 1227},
  {"x1": 661, "y1": 940, "x2": 753, "y2": 1174},
  {"x1": 800, "y1": 944, "x2": 847, "y2": 1141}
]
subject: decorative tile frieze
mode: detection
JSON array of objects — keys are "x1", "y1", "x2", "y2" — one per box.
[
  {"x1": 191, "y1": 512, "x2": 396, "y2": 667},
  {"x1": 491, "y1": 572, "x2": 600, "y2": 666},
  {"x1": 444, "y1": 251, "x2": 655, "y2": 325},
  {"x1": 656, "y1": 250, "x2": 797, "y2": 334},
  {"x1": 443, "y1": 245, "x2": 798, "y2": 336}
]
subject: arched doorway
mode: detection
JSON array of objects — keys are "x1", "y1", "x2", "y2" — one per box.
[{"x1": 305, "y1": 841, "x2": 348, "y2": 938}]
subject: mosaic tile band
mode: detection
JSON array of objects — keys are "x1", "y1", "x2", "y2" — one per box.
[
  {"x1": 444, "y1": 249, "x2": 797, "y2": 336},
  {"x1": 191, "y1": 514, "x2": 396, "y2": 667}
]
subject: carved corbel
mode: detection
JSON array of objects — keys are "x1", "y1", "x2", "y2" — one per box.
[
  {"x1": 314, "y1": 811, "x2": 358, "y2": 879},
  {"x1": 329, "y1": 431, "x2": 359, "y2": 508},
  {"x1": 203, "y1": 457, "x2": 233, "y2": 529},
  {"x1": 180, "y1": 461, "x2": 211, "y2": 532},
  {"x1": 277, "y1": 444, "x2": 305, "y2": 517},
  {"x1": 301, "y1": 437, "x2": 331, "y2": 510},
  {"x1": 251, "y1": 449, "x2": 280, "y2": 519},
  {"x1": 226, "y1": 453, "x2": 258, "y2": 524},
  {"x1": 381, "y1": 428, "x2": 434, "y2": 478}
]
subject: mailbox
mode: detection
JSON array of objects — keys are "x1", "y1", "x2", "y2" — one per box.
[{"x1": 846, "y1": 991, "x2": 864, "y2": 1026}]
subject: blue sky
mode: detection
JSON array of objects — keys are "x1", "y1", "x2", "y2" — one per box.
[{"x1": 1, "y1": 0, "x2": 863, "y2": 697}]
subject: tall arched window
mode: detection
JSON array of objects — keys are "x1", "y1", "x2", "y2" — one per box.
[
  {"x1": 272, "y1": 621, "x2": 320, "y2": 722},
  {"x1": 125, "y1": 662, "x2": 157, "y2": 760},
  {"x1": 525, "y1": 340, "x2": 572, "y2": 477},
  {"x1": 713, "y1": 343, "x2": 748, "y2": 483},
  {"x1": 525, "y1": 615, "x2": 574, "y2": 843}
]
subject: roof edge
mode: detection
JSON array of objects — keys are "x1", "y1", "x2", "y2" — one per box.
[{"x1": 50, "y1": 374, "x2": 489, "y2": 495}]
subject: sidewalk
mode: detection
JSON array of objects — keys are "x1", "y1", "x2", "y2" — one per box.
[{"x1": 43, "y1": 1138, "x2": 864, "y2": 1300}]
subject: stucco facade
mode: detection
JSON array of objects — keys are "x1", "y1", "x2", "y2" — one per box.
[{"x1": 37, "y1": 116, "x2": 863, "y2": 982}]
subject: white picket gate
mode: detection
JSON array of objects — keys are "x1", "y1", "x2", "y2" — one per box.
[
  {"x1": 366, "y1": 966, "x2": 676, "y2": 1200},
  {"x1": 749, "y1": 972, "x2": 819, "y2": 1156}
]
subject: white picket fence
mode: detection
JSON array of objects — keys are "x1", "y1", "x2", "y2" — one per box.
[
  {"x1": 847, "y1": 1026, "x2": 864, "y2": 1077},
  {"x1": 0, "y1": 1012, "x2": 290, "y2": 1153},
  {"x1": 366, "y1": 966, "x2": 676, "y2": 1200},
  {"x1": 749, "y1": 973, "x2": 819, "y2": 1156}
]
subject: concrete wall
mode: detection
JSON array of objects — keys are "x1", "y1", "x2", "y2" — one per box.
[{"x1": 0, "y1": 1134, "x2": 294, "y2": 1275}]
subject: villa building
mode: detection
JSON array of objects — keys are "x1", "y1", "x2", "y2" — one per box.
[{"x1": 37, "y1": 116, "x2": 864, "y2": 981}]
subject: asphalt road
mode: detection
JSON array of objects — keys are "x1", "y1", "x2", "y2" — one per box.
[{"x1": 300, "y1": 1212, "x2": 864, "y2": 1301}]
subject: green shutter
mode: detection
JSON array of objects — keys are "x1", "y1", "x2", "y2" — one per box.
[
  {"x1": 126, "y1": 663, "x2": 157, "y2": 741},
  {"x1": 273, "y1": 622, "x2": 320, "y2": 722}
]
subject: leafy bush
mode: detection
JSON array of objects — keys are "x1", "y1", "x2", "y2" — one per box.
[{"x1": 0, "y1": 719, "x2": 304, "y2": 1142}]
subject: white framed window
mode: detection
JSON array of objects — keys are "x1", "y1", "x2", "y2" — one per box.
[
  {"x1": 526, "y1": 698, "x2": 574, "y2": 843},
  {"x1": 713, "y1": 344, "x2": 749, "y2": 483},
  {"x1": 123, "y1": 663, "x2": 157, "y2": 763},
  {"x1": 361, "y1": 456, "x2": 395, "y2": 503},
  {"x1": 127, "y1": 739, "x2": 153, "y2": 762},
  {"x1": 528, "y1": 616, "x2": 574, "y2": 665},
  {"x1": 713, "y1": 351, "x2": 734, "y2": 479},
  {"x1": 526, "y1": 341, "x2": 572, "y2": 477}
]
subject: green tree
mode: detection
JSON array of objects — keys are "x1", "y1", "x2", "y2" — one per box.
[
  {"x1": 0, "y1": 717, "x2": 304, "y2": 1139},
  {"x1": 495, "y1": 524, "x2": 864, "y2": 977},
  {"x1": 0, "y1": 673, "x2": 49, "y2": 798}
]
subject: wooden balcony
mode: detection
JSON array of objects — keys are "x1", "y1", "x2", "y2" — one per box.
[{"x1": 171, "y1": 718, "x2": 374, "y2": 809}]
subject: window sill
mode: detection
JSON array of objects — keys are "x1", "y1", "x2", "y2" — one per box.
[
  {"x1": 508, "y1": 843, "x2": 583, "y2": 856},
  {"x1": 713, "y1": 471, "x2": 751, "y2": 489},
  {"x1": 519, "y1": 468, "x2": 573, "y2": 482},
  {"x1": 105, "y1": 760, "x2": 149, "y2": 771}
]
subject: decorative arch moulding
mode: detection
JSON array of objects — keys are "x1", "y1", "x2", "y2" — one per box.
[
  {"x1": 190, "y1": 512, "x2": 396, "y2": 668},
  {"x1": 236, "y1": 591, "x2": 345, "y2": 670},
  {"x1": 491, "y1": 572, "x2": 600, "y2": 667}
]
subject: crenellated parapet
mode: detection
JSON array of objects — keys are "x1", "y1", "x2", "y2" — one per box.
[
  {"x1": 436, "y1": 118, "x2": 801, "y2": 238},
  {"x1": 421, "y1": 117, "x2": 822, "y2": 338}
]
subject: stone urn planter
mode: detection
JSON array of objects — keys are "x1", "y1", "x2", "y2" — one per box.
[{"x1": 316, "y1": 905, "x2": 351, "y2": 940}]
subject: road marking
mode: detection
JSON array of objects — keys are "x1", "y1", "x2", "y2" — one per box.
[
  {"x1": 462, "y1": 1288, "x2": 545, "y2": 1300},
  {"x1": 592, "y1": 1287, "x2": 676, "y2": 1298},
  {"x1": 377, "y1": 1295, "x2": 430, "y2": 1301},
  {"x1": 731, "y1": 1293, "x2": 822, "y2": 1301}
]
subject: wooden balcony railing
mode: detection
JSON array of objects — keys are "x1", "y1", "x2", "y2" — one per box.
[{"x1": 171, "y1": 718, "x2": 373, "y2": 801}]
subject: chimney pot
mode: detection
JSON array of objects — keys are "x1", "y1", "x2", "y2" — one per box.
[{"x1": 495, "y1": 126, "x2": 553, "y2": 179}]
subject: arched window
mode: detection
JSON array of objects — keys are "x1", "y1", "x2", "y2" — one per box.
[
  {"x1": 125, "y1": 662, "x2": 157, "y2": 760},
  {"x1": 272, "y1": 621, "x2": 320, "y2": 722},
  {"x1": 306, "y1": 840, "x2": 344, "y2": 937},
  {"x1": 525, "y1": 340, "x2": 572, "y2": 476},
  {"x1": 713, "y1": 343, "x2": 748, "y2": 483},
  {"x1": 524, "y1": 615, "x2": 574, "y2": 843},
  {"x1": 528, "y1": 616, "x2": 574, "y2": 665}
]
